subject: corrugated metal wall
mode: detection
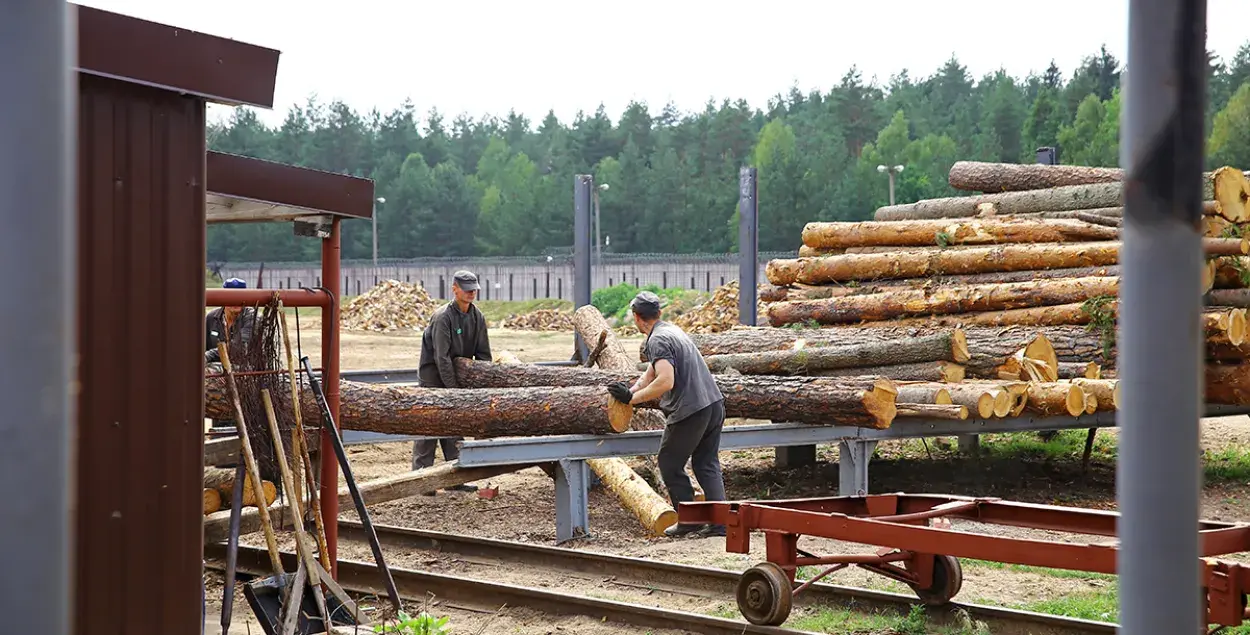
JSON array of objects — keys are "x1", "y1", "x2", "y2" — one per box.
[{"x1": 75, "y1": 74, "x2": 206, "y2": 634}]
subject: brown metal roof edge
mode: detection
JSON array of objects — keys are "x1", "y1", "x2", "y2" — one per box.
[
  {"x1": 74, "y1": 4, "x2": 280, "y2": 108},
  {"x1": 207, "y1": 151, "x2": 375, "y2": 220}
]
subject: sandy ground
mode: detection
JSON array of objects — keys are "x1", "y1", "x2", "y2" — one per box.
[{"x1": 207, "y1": 321, "x2": 1250, "y2": 633}]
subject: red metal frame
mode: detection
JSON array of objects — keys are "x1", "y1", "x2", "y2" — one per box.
[{"x1": 680, "y1": 494, "x2": 1250, "y2": 629}]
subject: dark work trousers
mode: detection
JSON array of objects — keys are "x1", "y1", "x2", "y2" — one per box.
[
  {"x1": 413, "y1": 437, "x2": 462, "y2": 469},
  {"x1": 658, "y1": 399, "x2": 727, "y2": 515}
]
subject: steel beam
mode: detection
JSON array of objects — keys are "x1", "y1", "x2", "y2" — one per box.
[
  {"x1": 1118, "y1": 0, "x2": 1208, "y2": 632},
  {"x1": 0, "y1": 3, "x2": 74, "y2": 634},
  {"x1": 554, "y1": 459, "x2": 590, "y2": 543},
  {"x1": 838, "y1": 441, "x2": 877, "y2": 496}
]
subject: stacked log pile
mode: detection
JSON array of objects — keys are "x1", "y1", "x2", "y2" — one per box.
[{"x1": 751, "y1": 161, "x2": 1250, "y2": 413}]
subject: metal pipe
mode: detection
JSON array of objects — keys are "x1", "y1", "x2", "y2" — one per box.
[
  {"x1": 321, "y1": 218, "x2": 342, "y2": 575},
  {"x1": 573, "y1": 175, "x2": 593, "y2": 358},
  {"x1": 0, "y1": 3, "x2": 74, "y2": 634},
  {"x1": 205, "y1": 288, "x2": 331, "y2": 307},
  {"x1": 1118, "y1": 1, "x2": 1207, "y2": 631},
  {"x1": 738, "y1": 167, "x2": 758, "y2": 326}
]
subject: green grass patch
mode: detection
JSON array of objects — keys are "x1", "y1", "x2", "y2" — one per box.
[
  {"x1": 475, "y1": 298, "x2": 573, "y2": 323},
  {"x1": 785, "y1": 603, "x2": 989, "y2": 634},
  {"x1": 975, "y1": 430, "x2": 1117, "y2": 462},
  {"x1": 962, "y1": 559, "x2": 1114, "y2": 581},
  {"x1": 1203, "y1": 444, "x2": 1250, "y2": 483}
]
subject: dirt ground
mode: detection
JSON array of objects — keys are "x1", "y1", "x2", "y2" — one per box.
[{"x1": 209, "y1": 321, "x2": 1250, "y2": 633}]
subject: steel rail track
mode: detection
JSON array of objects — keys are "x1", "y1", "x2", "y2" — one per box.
[{"x1": 330, "y1": 520, "x2": 1117, "y2": 635}]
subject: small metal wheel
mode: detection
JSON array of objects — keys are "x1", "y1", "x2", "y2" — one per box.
[
  {"x1": 910, "y1": 555, "x2": 963, "y2": 606},
  {"x1": 736, "y1": 562, "x2": 793, "y2": 626}
]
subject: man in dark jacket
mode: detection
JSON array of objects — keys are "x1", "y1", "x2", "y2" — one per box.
[
  {"x1": 414, "y1": 270, "x2": 492, "y2": 492},
  {"x1": 204, "y1": 277, "x2": 256, "y2": 364},
  {"x1": 608, "y1": 291, "x2": 727, "y2": 538}
]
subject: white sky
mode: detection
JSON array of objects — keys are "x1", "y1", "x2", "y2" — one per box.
[{"x1": 79, "y1": 0, "x2": 1250, "y2": 128}]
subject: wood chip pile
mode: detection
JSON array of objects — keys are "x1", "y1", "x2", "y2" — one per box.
[
  {"x1": 671, "y1": 281, "x2": 768, "y2": 333},
  {"x1": 502, "y1": 308, "x2": 575, "y2": 331},
  {"x1": 737, "y1": 160, "x2": 1250, "y2": 414},
  {"x1": 341, "y1": 280, "x2": 439, "y2": 332}
]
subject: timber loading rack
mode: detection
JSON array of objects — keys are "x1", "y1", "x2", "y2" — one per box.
[{"x1": 680, "y1": 493, "x2": 1250, "y2": 632}]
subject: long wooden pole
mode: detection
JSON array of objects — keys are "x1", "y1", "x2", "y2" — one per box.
[{"x1": 279, "y1": 311, "x2": 330, "y2": 572}]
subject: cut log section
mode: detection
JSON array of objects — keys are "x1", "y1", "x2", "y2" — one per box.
[
  {"x1": 947, "y1": 161, "x2": 1125, "y2": 192},
  {"x1": 896, "y1": 403, "x2": 969, "y2": 420},
  {"x1": 1024, "y1": 382, "x2": 1087, "y2": 417},
  {"x1": 585, "y1": 458, "x2": 677, "y2": 535},
  {"x1": 702, "y1": 331, "x2": 969, "y2": 375},
  {"x1": 1214, "y1": 167, "x2": 1250, "y2": 223},
  {"x1": 800, "y1": 218, "x2": 1118, "y2": 250},
  {"x1": 874, "y1": 182, "x2": 1125, "y2": 221},
  {"x1": 203, "y1": 488, "x2": 222, "y2": 516},
  {"x1": 944, "y1": 385, "x2": 1000, "y2": 419},
  {"x1": 205, "y1": 377, "x2": 634, "y2": 438},
  {"x1": 766, "y1": 276, "x2": 1120, "y2": 326},
  {"x1": 1207, "y1": 363, "x2": 1250, "y2": 405},
  {"x1": 812, "y1": 361, "x2": 965, "y2": 383},
  {"x1": 1057, "y1": 362, "x2": 1101, "y2": 379},
  {"x1": 1070, "y1": 378, "x2": 1119, "y2": 412},
  {"x1": 766, "y1": 243, "x2": 1121, "y2": 286},
  {"x1": 895, "y1": 383, "x2": 953, "y2": 405},
  {"x1": 571, "y1": 305, "x2": 667, "y2": 431},
  {"x1": 203, "y1": 468, "x2": 277, "y2": 508}
]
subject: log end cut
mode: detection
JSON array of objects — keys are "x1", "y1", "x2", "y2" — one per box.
[
  {"x1": 608, "y1": 399, "x2": 635, "y2": 433},
  {"x1": 1230, "y1": 309, "x2": 1248, "y2": 346},
  {"x1": 1213, "y1": 167, "x2": 1250, "y2": 223},
  {"x1": 203, "y1": 488, "x2": 222, "y2": 515},
  {"x1": 864, "y1": 378, "x2": 899, "y2": 429},
  {"x1": 951, "y1": 328, "x2": 970, "y2": 364}
]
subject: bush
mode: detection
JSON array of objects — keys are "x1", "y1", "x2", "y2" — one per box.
[{"x1": 591, "y1": 282, "x2": 705, "y2": 322}]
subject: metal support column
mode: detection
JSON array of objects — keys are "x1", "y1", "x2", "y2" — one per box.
[
  {"x1": 1118, "y1": 0, "x2": 1207, "y2": 632},
  {"x1": 738, "y1": 166, "x2": 759, "y2": 326},
  {"x1": 838, "y1": 441, "x2": 876, "y2": 496},
  {"x1": 1, "y1": 3, "x2": 74, "y2": 633},
  {"x1": 321, "y1": 218, "x2": 343, "y2": 575},
  {"x1": 573, "y1": 175, "x2": 593, "y2": 360},
  {"x1": 554, "y1": 459, "x2": 590, "y2": 543}
]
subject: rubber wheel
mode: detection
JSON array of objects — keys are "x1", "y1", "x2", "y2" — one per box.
[
  {"x1": 910, "y1": 555, "x2": 963, "y2": 606},
  {"x1": 736, "y1": 562, "x2": 793, "y2": 626}
]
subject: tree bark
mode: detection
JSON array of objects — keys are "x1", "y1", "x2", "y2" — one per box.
[
  {"x1": 947, "y1": 161, "x2": 1126, "y2": 192},
  {"x1": 763, "y1": 267, "x2": 1123, "y2": 302},
  {"x1": 765, "y1": 276, "x2": 1120, "y2": 326},
  {"x1": 800, "y1": 217, "x2": 1118, "y2": 250},
  {"x1": 1205, "y1": 363, "x2": 1250, "y2": 406},
  {"x1": 701, "y1": 331, "x2": 969, "y2": 375},
  {"x1": 203, "y1": 489, "x2": 222, "y2": 516},
  {"x1": 203, "y1": 467, "x2": 277, "y2": 508},
  {"x1": 896, "y1": 383, "x2": 952, "y2": 405},
  {"x1": 204, "y1": 376, "x2": 634, "y2": 437},
  {"x1": 896, "y1": 403, "x2": 968, "y2": 420},
  {"x1": 1057, "y1": 361, "x2": 1101, "y2": 379},
  {"x1": 586, "y1": 458, "x2": 678, "y2": 534},
  {"x1": 571, "y1": 305, "x2": 666, "y2": 430},
  {"x1": 1024, "y1": 382, "x2": 1087, "y2": 417},
  {"x1": 874, "y1": 183, "x2": 1126, "y2": 221},
  {"x1": 1070, "y1": 378, "x2": 1119, "y2": 411},
  {"x1": 766, "y1": 242, "x2": 1122, "y2": 285},
  {"x1": 812, "y1": 361, "x2": 965, "y2": 383},
  {"x1": 1208, "y1": 289, "x2": 1250, "y2": 307}
]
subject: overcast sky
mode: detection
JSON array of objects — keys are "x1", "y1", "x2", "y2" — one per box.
[{"x1": 80, "y1": 1, "x2": 1250, "y2": 128}]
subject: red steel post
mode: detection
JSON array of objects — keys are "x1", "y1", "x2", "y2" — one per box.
[
  {"x1": 205, "y1": 288, "x2": 331, "y2": 307},
  {"x1": 320, "y1": 218, "x2": 342, "y2": 575}
]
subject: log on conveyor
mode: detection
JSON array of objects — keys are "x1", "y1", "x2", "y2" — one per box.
[
  {"x1": 800, "y1": 217, "x2": 1119, "y2": 250},
  {"x1": 205, "y1": 376, "x2": 634, "y2": 438},
  {"x1": 1070, "y1": 378, "x2": 1119, "y2": 412},
  {"x1": 896, "y1": 403, "x2": 968, "y2": 420},
  {"x1": 1024, "y1": 382, "x2": 1087, "y2": 417},
  {"x1": 571, "y1": 305, "x2": 666, "y2": 431},
  {"x1": 765, "y1": 276, "x2": 1120, "y2": 327},
  {"x1": 1205, "y1": 363, "x2": 1250, "y2": 406},
  {"x1": 453, "y1": 358, "x2": 899, "y2": 428},
  {"x1": 812, "y1": 361, "x2": 965, "y2": 383},
  {"x1": 895, "y1": 383, "x2": 953, "y2": 405},
  {"x1": 701, "y1": 331, "x2": 969, "y2": 375}
]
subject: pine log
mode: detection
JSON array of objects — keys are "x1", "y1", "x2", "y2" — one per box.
[
  {"x1": 883, "y1": 303, "x2": 1098, "y2": 329},
  {"x1": 1070, "y1": 378, "x2": 1119, "y2": 411},
  {"x1": 204, "y1": 376, "x2": 634, "y2": 437},
  {"x1": 766, "y1": 243, "x2": 1121, "y2": 286},
  {"x1": 896, "y1": 403, "x2": 969, "y2": 420},
  {"x1": 813, "y1": 361, "x2": 965, "y2": 383},
  {"x1": 1208, "y1": 289, "x2": 1250, "y2": 307},
  {"x1": 800, "y1": 218, "x2": 1118, "y2": 250},
  {"x1": 1057, "y1": 362, "x2": 1101, "y2": 379},
  {"x1": 203, "y1": 468, "x2": 277, "y2": 508},
  {"x1": 1205, "y1": 363, "x2": 1250, "y2": 405},
  {"x1": 947, "y1": 161, "x2": 1125, "y2": 192},
  {"x1": 874, "y1": 183, "x2": 1125, "y2": 221},
  {"x1": 766, "y1": 277, "x2": 1120, "y2": 327},
  {"x1": 585, "y1": 458, "x2": 678, "y2": 534},
  {"x1": 1206, "y1": 238, "x2": 1250, "y2": 256},
  {"x1": 1025, "y1": 382, "x2": 1087, "y2": 417},
  {"x1": 701, "y1": 331, "x2": 969, "y2": 375},
  {"x1": 571, "y1": 305, "x2": 667, "y2": 431},
  {"x1": 762, "y1": 267, "x2": 1122, "y2": 302},
  {"x1": 1214, "y1": 257, "x2": 1250, "y2": 289},
  {"x1": 988, "y1": 202, "x2": 1220, "y2": 219},
  {"x1": 895, "y1": 384, "x2": 953, "y2": 405},
  {"x1": 1214, "y1": 167, "x2": 1250, "y2": 223},
  {"x1": 451, "y1": 358, "x2": 899, "y2": 427},
  {"x1": 203, "y1": 488, "x2": 222, "y2": 516},
  {"x1": 944, "y1": 385, "x2": 999, "y2": 419},
  {"x1": 963, "y1": 380, "x2": 1029, "y2": 416}
]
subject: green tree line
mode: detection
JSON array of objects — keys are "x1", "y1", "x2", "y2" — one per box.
[{"x1": 207, "y1": 45, "x2": 1250, "y2": 263}]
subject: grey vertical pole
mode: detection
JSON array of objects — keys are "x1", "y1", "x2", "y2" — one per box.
[
  {"x1": 1118, "y1": 0, "x2": 1207, "y2": 633},
  {"x1": 738, "y1": 167, "x2": 758, "y2": 326},
  {"x1": 0, "y1": 3, "x2": 75, "y2": 634},
  {"x1": 574, "y1": 175, "x2": 593, "y2": 358}
]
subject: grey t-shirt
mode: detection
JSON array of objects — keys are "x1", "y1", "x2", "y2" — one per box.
[{"x1": 643, "y1": 321, "x2": 724, "y2": 424}]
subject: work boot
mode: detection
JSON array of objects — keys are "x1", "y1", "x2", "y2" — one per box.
[
  {"x1": 446, "y1": 484, "x2": 478, "y2": 493},
  {"x1": 700, "y1": 524, "x2": 727, "y2": 537},
  {"x1": 664, "y1": 523, "x2": 706, "y2": 538}
]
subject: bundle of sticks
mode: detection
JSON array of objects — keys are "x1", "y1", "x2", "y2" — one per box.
[{"x1": 753, "y1": 160, "x2": 1250, "y2": 411}]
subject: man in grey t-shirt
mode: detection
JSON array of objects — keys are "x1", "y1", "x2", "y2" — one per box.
[{"x1": 607, "y1": 291, "x2": 727, "y2": 538}]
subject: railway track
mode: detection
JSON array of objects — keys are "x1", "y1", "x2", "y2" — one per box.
[{"x1": 209, "y1": 519, "x2": 1118, "y2": 634}]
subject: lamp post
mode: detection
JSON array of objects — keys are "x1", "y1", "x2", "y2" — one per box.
[
  {"x1": 371, "y1": 196, "x2": 386, "y2": 267},
  {"x1": 593, "y1": 183, "x2": 609, "y2": 268},
  {"x1": 876, "y1": 164, "x2": 905, "y2": 206}
]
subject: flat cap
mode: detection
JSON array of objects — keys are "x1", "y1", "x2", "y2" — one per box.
[
  {"x1": 629, "y1": 290, "x2": 662, "y2": 313},
  {"x1": 453, "y1": 269, "x2": 480, "y2": 291}
]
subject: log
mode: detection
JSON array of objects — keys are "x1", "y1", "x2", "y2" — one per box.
[
  {"x1": 571, "y1": 305, "x2": 666, "y2": 431},
  {"x1": 203, "y1": 467, "x2": 277, "y2": 508},
  {"x1": 875, "y1": 183, "x2": 1126, "y2": 221},
  {"x1": 766, "y1": 276, "x2": 1120, "y2": 326},
  {"x1": 800, "y1": 218, "x2": 1119, "y2": 250},
  {"x1": 701, "y1": 331, "x2": 969, "y2": 375},
  {"x1": 895, "y1": 383, "x2": 953, "y2": 405},
  {"x1": 204, "y1": 460, "x2": 532, "y2": 543},
  {"x1": 944, "y1": 385, "x2": 1000, "y2": 419},
  {"x1": 1070, "y1": 378, "x2": 1119, "y2": 411},
  {"x1": 203, "y1": 488, "x2": 222, "y2": 516},
  {"x1": 1025, "y1": 382, "x2": 1087, "y2": 417},
  {"x1": 947, "y1": 161, "x2": 1125, "y2": 192},
  {"x1": 204, "y1": 376, "x2": 634, "y2": 438},
  {"x1": 963, "y1": 329, "x2": 1057, "y2": 381},
  {"x1": 977, "y1": 202, "x2": 1218, "y2": 219},
  {"x1": 1206, "y1": 363, "x2": 1250, "y2": 405},
  {"x1": 813, "y1": 361, "x2": 965, "y2": 383},
  {"x1": 1073, "y1": 212, "x2": 1122, "y2": 228},
  {"x1": 1214, "y1": 167, "x2": 1250, "y2": 223},
  {"x1": 1208, "y1": 289, "x2": 1250, "y2": 307},
  {"x1": 763, "y1": 267, "x2": 1122, "y2": 303},
  {"x1": 896, "y1": 403, "x2": 968, "y2": 420},
  {"x1": 882, "y1": 302, "x2": 1098, "y2": 329},
  {"x1": 586, "y1": 458, "x2": 678, "y2": 535},
  {"x1": 1214, "y1": 256, "x2": 1250, "y2": 289},
  {"x1": 766, "y1": 243, "x2": 1121, "y2": 286},
  {"x1": 1057, "y1": 362, "x2": 1101, "y2": 379}
]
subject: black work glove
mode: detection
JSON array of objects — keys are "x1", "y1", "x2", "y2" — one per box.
[{"x1": 607, "y1": 381, "x2": 634, "y2": 405}]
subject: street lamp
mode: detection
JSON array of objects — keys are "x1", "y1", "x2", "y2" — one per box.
[
  {"x1": 876, "y1": 164, "x2": 904, "y2": 206},
  {"x1": 372, "y1": 196, "x2": 386, "y2": 267}
]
